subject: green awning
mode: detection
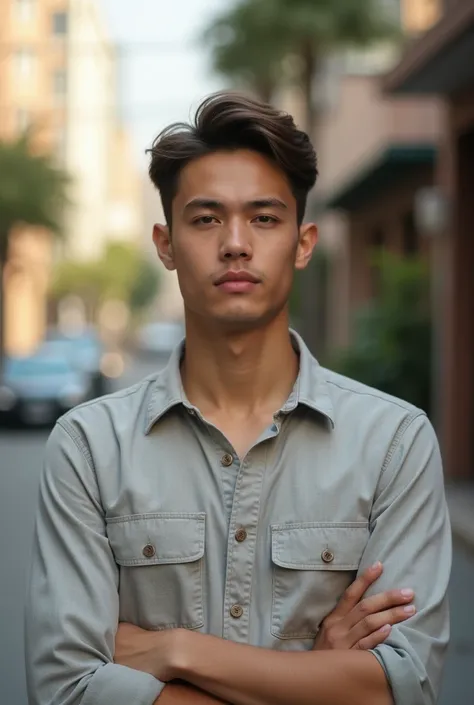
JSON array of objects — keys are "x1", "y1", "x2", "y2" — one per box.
[{"x1": 323, "y1": 145, "x2": 437, "y2": 212}]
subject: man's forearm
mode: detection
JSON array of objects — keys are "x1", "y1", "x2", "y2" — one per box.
[
  {"x1": 155, "y1": 682, "x2": 227, "y2": 703},
  {"x1": 174, "y1": 633, "x2": 393, "y2": 705}
]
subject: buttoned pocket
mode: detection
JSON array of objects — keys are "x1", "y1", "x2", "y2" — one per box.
[
  {"x1": 107, "y1": 512, "x2": 205, "y2": 630},
  {"x1": 271, "y1": 522, "x2": 369, "y2": 639}
]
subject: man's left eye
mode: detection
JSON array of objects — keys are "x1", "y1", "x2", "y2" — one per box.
[{"x1": 254, "y1": 215, "x2": 277, "y2": 224}]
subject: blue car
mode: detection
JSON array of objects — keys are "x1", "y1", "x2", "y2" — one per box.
[{"x1": 0, "y1": 354, "x2": 92, "y2": 427}]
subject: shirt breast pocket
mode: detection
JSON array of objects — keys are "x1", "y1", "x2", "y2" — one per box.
[
  {"x1": 107, "y1": 512, "x2": 205, "y2": 630},
  {"x1": 270, "y1": 522, "x2": 369, "y2": 640}
]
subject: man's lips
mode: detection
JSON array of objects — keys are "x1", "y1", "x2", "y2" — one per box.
[{"x1": 214, "y1": 271, "x2": 261, "y2": 293}]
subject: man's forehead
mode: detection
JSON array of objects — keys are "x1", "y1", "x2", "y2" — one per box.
[{"x1": 176, "y1": 150, "x2": 295, "y2": 207}]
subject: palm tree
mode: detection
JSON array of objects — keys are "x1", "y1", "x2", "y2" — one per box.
[
  {"x1": 205, "y1": 0, "x2": 400, "y2": 131},
  {"x1": 202, "y1": 0, "x2": 289, "y2": 102},
  {"x1": 0, "y1": 135, "x2": 68, "y2": 374}
]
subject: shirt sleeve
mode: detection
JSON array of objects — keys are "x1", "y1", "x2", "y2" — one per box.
[
  {"x1": 362, "y1": 413, "x2": 451, "y2": 705},
  {"x1": 24, "y1": 420, "x2": 165, "y2": 705}
]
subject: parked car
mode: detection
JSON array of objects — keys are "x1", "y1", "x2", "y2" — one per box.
[
  {"x1": 136, "y1": 321, "x2": 184, "y2": 357},
  {"x1": 0, "y1": 354, "x2": 93, "y2": 427},
  {"x1": 41, "y1": 328, "x2": 114, "y2": 397}
]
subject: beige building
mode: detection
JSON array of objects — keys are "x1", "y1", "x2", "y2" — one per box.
[
  {"x1": 0, "y1": 0, "x2": 69, "y2": 355},
  {"x1": 0, "y1": 0, "x2": 142, "y2": 354}
]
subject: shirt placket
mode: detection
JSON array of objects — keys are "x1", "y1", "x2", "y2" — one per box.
[{"x1": 222, "y1": 440, "x2": 272, "y2": 642}]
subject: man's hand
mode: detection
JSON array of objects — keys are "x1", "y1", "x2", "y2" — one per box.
[
  {"x1": 313, "y1": 562, "x2": 415, "y2": 651},
  {"x1": 114, "y1": 622, "x2": 180, "y2": 682}
]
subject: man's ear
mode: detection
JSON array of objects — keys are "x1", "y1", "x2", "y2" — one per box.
[
  {"x1": 295, "y1": 222, "x2": 318, "y2": 271},
  {"x1": 153, "y1": 223, "x2": 176, "y2": 271}
]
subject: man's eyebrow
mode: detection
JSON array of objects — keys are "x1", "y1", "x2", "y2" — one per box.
[
  {"x1": 246, "y1": 198, "x2": 288, "y2": 210},
  {"x1": 184, "y1": 197, "x2": 289, "y2": 212},
  {"x1": 184, "y1": 198, "x2": 224, "y2": 211}
]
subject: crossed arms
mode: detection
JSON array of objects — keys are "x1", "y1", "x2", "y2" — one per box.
[
  {"x1": 24, "y1": 414, "x2": 451, "y2": 705},
  {"x1": 116, "y1": 562, "x2": 410, "y2": 705}
]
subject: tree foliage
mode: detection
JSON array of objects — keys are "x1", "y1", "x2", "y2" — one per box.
[
  {"x1": 0, "y1": 134, "x2": 69, "y2": 372},
  {"x1": 204, "y1": 0, "x2": 400, "y2": 116},
  {"x1": 331, "y1": 253, "x2": 432, "y2": 414},
  {"x1": 0, "y1": 134, "x2": 69, "y2": 259},
  {"x1": 52, "y1": 241, "x2": 160, "y2": 318}
]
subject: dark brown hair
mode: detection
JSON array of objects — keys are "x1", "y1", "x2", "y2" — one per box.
[{"x1": 147, "y1": 91, "x2": 318, "y2": 228}]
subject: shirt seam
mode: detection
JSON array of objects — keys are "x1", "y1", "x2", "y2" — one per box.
[
  {"x1": 64, "y1": 381, "x2": 153, "y2": 419},
  {"x1": 381, "y1": 411, "x2": 426, "y2": 476},
  {"x1": 326, "y1": 379, "x2": 419, "y2": 413},
  {"x1": 57, "y1": 417, "x2": 96, "y2": 474}
]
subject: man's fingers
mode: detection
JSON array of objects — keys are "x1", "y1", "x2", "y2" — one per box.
[
  {"x1": 331, "y1": 562, "x2": 383, "y2": 617},
  {"x1": 346, "y1": 588, "x2": 415, "y2": 629},
  {"x1": 355, "y1": 624, "x2": 392, "y2": 651},
  {"x1": 350, "y1": 603, "x2": 416, "y2": 645}
]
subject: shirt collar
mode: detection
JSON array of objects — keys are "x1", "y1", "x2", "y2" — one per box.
[{"x1": 144, "y1": 329, "x2": 335, "y2": 434}]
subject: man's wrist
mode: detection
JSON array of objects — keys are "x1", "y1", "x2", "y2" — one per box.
[{"x1": 166, "y1": 628, "x2": 201, "y2": 682}]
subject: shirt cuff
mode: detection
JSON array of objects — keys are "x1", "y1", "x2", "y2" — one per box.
[
  {"x1": 81, "y1": 663, "x2": 165, "y2": 705},
  {"x1": 369, "y1": 645, "x2": 427, "y2": 705}
]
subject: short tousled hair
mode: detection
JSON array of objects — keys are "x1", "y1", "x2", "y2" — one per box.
[{"x1": 147, "y1": 91, "x2": 318, "y2": 228}]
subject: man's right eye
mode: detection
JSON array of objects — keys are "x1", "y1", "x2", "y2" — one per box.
[{"x1": 193, "y1": 215, "x2": 217, "y2": 225}]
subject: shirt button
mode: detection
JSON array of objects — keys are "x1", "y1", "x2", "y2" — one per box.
[
  {"x1": 142, "y1": 544, "x2": 156, "y2": 558},
  {"x1": 221, "y1": 452, "x2": 234, "y2": 467},
  {"x1": 230, "y1": 604, "x2": 244, "y2": 619},
  {"x1": 235, "y1": 528, "x2": 247, "y2": 543},
  {"x1": 321, "y1": 549, "x2": 334, "y2": 563}
]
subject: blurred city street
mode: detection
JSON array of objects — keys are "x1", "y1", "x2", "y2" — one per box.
[
  {"x1": 1, "y1": 0, "x2": 474, "y2": 703},
  {"x1": 0, "y1": 353, "x2": 474, "y2": 705}
]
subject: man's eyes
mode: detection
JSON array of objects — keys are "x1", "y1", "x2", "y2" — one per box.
[{"x1": 192, "y1": 214, "x2": 279, "y2": 226}]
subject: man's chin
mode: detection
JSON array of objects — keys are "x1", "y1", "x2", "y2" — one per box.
[{"x1": 211, "y1": 307, "x2": 281, "y2": 332}]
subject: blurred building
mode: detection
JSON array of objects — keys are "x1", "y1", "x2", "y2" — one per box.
[
  {"x1": 0, "y1": 0, "x2": 142, "y2": 354},
  {"x1": 0, "y1": 0, "x2": 68, "y2": 355},
  {"x1": 316, "y1": 78, "x2": 441, "y2": 349},
  {"x1": 311, "y1": 0, "x2": 442, "y2": 347},
  {"x1": 384, "y1": 0, "x2": 474, "y2": 480}
]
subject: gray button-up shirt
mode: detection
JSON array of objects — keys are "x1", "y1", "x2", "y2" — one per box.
[{"x1": 25, "y1": 332, "x2": 451, "y2": 705}]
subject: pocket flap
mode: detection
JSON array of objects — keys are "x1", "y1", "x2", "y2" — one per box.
[
  {"x1": 107, "y1": 512, "x2": 205, "y2": 566},
  {"x1": 271, "y1": 522, "x2": 369, "y2": 570}
]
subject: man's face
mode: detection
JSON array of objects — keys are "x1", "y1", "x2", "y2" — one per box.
[{"x1": 154, "y1": 149, "x2": 317, "y2": 330}]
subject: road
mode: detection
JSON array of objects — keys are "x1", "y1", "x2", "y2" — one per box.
[{"x1": 1, "y1": 355, "x2": 474, "y2": 704}]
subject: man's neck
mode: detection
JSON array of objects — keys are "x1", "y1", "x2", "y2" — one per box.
[{"x1": 181, "y1": 313, "x2": 299, "y2": 418}]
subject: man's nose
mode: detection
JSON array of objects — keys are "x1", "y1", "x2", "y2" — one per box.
[{"x1": 219, "y1": 219, "x2": 253, "y2": 261}]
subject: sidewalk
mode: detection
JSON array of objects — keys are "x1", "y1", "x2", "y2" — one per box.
[{"x1": 445, "y1": 483, "x2": 474, "y2": 549}]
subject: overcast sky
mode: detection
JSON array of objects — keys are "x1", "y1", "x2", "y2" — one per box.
[{"x1": 100, "y1": 0, "x2": 234, "y2": 166}]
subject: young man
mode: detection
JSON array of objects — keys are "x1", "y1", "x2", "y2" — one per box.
[{"x1": 25, "y1": 92, "x2": 451, "y2": 705}]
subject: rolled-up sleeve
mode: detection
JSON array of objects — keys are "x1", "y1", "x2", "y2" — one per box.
[
  {"x1": 25, "y1": 420, "x2": 165, "y2": 705},
  {"x1": 362, "y1": 413, "x2": 451, "y2": 705}
]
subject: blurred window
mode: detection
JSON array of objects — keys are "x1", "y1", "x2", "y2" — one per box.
[
  {"x1": 14, "y1": 47, "x2": 36, "y2": 80},
  {"x1": 52, "y1": 11, "x2": 68, "y2": 36},
  {"x1": 53, "y1": 69, "x2": 67, "y2": 99},
  {"x1": 14, "y1": 0, "x2": 35, "y2": 22},
  {"x1": 17, "y1": 108, "x2": 31, "y2": 131}
]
